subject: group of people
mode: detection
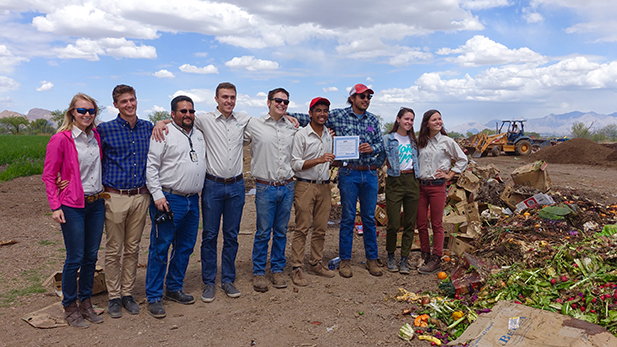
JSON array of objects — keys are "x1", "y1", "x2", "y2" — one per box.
[{"x1": 42, "y1": 81, "x2": 468, "y2": 328}]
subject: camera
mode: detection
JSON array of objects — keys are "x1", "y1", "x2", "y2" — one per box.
[{"x1": 155, "y1": 209, "x2": 174, "y2": 225}]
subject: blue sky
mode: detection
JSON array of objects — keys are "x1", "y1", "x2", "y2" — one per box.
[{"x1": 1, "y1": 0, "x2": 617, "y2": 128}]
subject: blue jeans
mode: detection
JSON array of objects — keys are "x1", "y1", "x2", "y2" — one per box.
[
  {"x1": 252, "y1": 181, "x2": 295, "y2": 276},
  {"x1": 201, "y1": 178, "x2": 245, "y2": 285},
  {"x1": 60, "y1": 199, "x2": 105, "y2": 307},
  {"x1": 145, "y1": 192, "x2": 199, "y2": 303},
  {"x1": 338, "y1": 168, "x2": 379, "y2": 260}
]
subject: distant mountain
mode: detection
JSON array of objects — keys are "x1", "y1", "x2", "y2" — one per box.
[
  {"x1": 447, "y1": 121, "x2": 490, "y2": 135},
  {"x1": 27, "y1": 108, "x2": 52, "y2": 121},
  {"x1": 0, "y1": 110, "x2": 27, "y2": 119}
]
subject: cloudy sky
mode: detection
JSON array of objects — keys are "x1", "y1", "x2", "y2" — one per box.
[{"x1": 1, "y1": 0, "x2": 617, "y2": 128}]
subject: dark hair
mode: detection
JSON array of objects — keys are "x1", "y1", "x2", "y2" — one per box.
[
  {"x1": 310, "y1": 101, "x2": 330, "y2": 112},
  {"x1": 417, "y1": 109, "x2": 447, "y2": 149},
  {"x1": 112, "y1": 84, "x2": 135, "y2": 103},
  {"x1": 216, "y1": 82, "x2": 236, "y2": 97},
  {"x1": 171, "y1": 95, "x2": 194, "y2": 112},
  {"x1": 268, "y1": 87, "x2": 289, "y2": 100},
  {"x1": 390, "y1": 107, "x2": 417, "y2": 144}
]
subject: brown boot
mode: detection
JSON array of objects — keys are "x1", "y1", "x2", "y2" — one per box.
[
  {"x1": 365, "y1": 259, "x2": 383, "y2": 277},
  {"x1": 339, "y1": 259, "x2": 352, "y2": 278},
  {"x1": 272, "y1": 272, "x2": 288, "y2": 289},
  {"x1": 418, "y1": 254, "x2": 442, "y2": 274},
  {"x1": 253, "y1": 275, "x2": 268, "y2": 292},
  {"x1": 291, "y1": 268, "x2": 309, "y2": 287},
  {"x1": 79, "y1": 298, "x2": 103, "y2": 324},
  {"x1": 64, "y1": 302, "x2": 89, "y2": 329},
  {"x1": 308, "y1": 262, "x2": 336, "y2": 278}
]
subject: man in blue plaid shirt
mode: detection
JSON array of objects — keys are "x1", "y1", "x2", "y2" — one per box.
[
  {"x1": 290, "y1": 83, "x2": 385, "y2": 278},
  {"x1": 97, "y1": 84, "x2": 154, "y2": 318}
]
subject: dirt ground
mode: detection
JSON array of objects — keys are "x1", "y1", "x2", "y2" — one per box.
[{"x1": 1, "y1": 149, "x2": 617, "y2": 347}]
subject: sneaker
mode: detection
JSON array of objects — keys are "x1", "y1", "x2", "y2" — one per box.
[
  {"x1": 418, "y1": 254, "x2": 442, "y2": 274},
  {"x1": 291, "y1": 268, "x2": 308, "y2": 287},
  {"x1": 164, "y1": 290, "x2": 195, "y2": 305},
  {"x1": 272, "y1": 272, "x2": 287, "y2": 289},
  {"x1": 121, "y1": 295, "x2": 139, "y2": 315},
  {"x1": 201, "y1": 284, "x2": 216, "y2": 302},
  {"x1": 253, "y1": 275, "x2": 268, "y2": 293},
  {"x1": 108, "y1": 298, "x2": 122, "y2": 319},
  {"x1": 64, "y1": 302, "x2": 90, "y2": 328},
  {"x1": 308, "y1": 262, "x2": 335, "y2": 278},
  {"x1": 365, "y1": 259, "x2": 383, "y2": 277},
  {"x1": 148, "y1": 301, "x2": 166, "y2": 319},
  {"x1": 79, "y1": 298, "x2": 103, "y2": 324},
  {"x1": 387, "y1": 253, "x2": 398, "y2": 272},
  {"x1": 339, "y1": 259, "x2": 353, "y2": 278},
  {"x1": 399, "y1": 256, "x2": 410, "y2": 275},
  {"x1": 222, "y1": 283, "x2": 241, "y2": 298}
]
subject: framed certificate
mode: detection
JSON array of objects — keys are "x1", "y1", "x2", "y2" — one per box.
[{"x1": 333, "y1": 136, "x2": 360, "y2": 160}]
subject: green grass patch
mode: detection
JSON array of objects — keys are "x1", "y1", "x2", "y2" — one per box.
[
  {"x1": 38, "y1": 240, "x2": 56, "y2": 246},
  {"x1": 0, "y1": 135, "x2": 50, "y2": 181},
  {"x1": 0, "y1": 270, "x2": 47, "y2": 306}
]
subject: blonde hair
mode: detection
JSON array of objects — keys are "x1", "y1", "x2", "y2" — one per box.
[{"x1": 57, "y1": 93, "x2": 99, "y2": 133}]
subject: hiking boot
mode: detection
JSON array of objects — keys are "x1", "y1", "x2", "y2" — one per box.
[
  {"x1": 79, "y1": 298, "x2": 103, "y2": 324},
  {"x1": 418, "y1": 254, "x2": 442, "y2": 274},
  {"x1": 108, "y1": 298, "x2": 122, "y2": 319},
  {"x1": 308, "y1": 262, "x2": 335, "y2": 278},
  {"x1": 222, "y1": 283, "x2": 241, "y2": 298},
  {"x1": 164, "y1": 290, "x2": 195, "y2": 305},
  {"x1": 412, "y1": 251, "x2": 431, "y2": 270},
  {"x1": 387, "y1": 253, "x2": 398, "y2": 272},
  {"x1": 148, "y1": 301, "x2": 166, "y2": 319},
  {"x1": 366, "y1": 259, "x2": 383, "y2": 277},
  {"x1": 121, "y1": 295, "x2": 139, "y2": 315},
  {"x1": 272, "y1": 272, "x2": 287, "y2": 289},
  {"x1": 201, "y1": 285, "x2": 215, "y2": 302},
  {"x1": 339, "y1": 259, "x2": 353, "y2": 278},
  {"x1": 291, "y1": 268, "x2": 309, "y2": 287},
  {"x1": 64, "y1": 302, "x2": 89, "y2": 328},
  {"x1": 399, "y1": 256, "x2": 410, "y2": 275},
  {"x1": 253, "y1": 275, "x2": 268, "y2": 293}
]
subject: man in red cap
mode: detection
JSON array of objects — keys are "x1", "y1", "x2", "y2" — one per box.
[
  {"x1": 289, "y1": 97, "x2": 336, "y2": 286},
  {"x1": 290, "y1": 84, "x2": 385, "y2": 278}
]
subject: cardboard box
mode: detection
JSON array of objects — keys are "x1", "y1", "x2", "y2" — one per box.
[
  {"x1": 375, "y1": 205, "x2": 388, "y2": 226},
  {"x1": 447, "y1": 186, "x2": 467, "y2": 202},
  {"x1": 515, "y1": 193, "x2": 555, "y2": 212},
  {"x1": 511, "y1": 160, "x2": 552, "y2": 191},
  {"x1": 464, "y1": 202, "x2": 481, "y2": 223},
  {"x1": 457, "y1": 171, "x2": 481, "y2": 193},
  {"x1": 50, "y1": 266, "x2": 106, "y2": 297},
  {"x1": 455, "y1": 201, "x2": 468, "y2": 218},
  {"x1": 500, "y1": 185, "x2": 525, "y2": 210},
  {"x1": 450, "y1": 237, "x2": 473, "y2": 256}
]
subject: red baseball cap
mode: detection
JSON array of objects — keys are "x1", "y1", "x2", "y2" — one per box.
[
  {"x1": 348, "y1": 83, "x2": 374, "y2": 96},
  {"x1": 309, "y1": 97, "x2": 330, "y2": 111}
]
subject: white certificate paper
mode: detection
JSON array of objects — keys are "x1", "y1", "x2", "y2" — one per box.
[{"x1": 333, "y1": 136, "x2": 360, "y2": 160}]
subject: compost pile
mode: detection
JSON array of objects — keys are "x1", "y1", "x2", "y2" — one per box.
[{"x1": 531, "y1": 137, "x2": 615, "y2": 165}]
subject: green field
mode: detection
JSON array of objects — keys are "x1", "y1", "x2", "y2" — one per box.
[{"x1": 0, "y1": 135, "x2": 50, "y2": 181}]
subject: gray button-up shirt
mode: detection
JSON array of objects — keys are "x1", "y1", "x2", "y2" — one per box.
[
  {"x1": 291, "y1": 124, "x2": 332, "y2": 181},
  {"x1": 417, "y1": 132, "x2": 468, "y2": 180}
]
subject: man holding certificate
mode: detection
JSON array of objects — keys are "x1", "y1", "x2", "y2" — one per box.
[{"x1": 290, "y1": 84, "x2": 385, "y2": 278}]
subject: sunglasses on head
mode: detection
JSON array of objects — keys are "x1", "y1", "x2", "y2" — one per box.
[
  {"x1": 270, "y1": 98, "x2": 290, "y2": 105},
  {"x1": 357, "y1": 94, "x2": 373, "y2": 100},
  {"x1": 75, "y1": 108, "x2": 96, "y2": 115},
  {"x1": 178, "y1": 109, "x2": 196, "y2": 114}
]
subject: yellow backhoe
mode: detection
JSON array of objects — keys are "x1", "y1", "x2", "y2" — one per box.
[{"x1": 466, "y1": 120, "x2": 532, "y2": 158}]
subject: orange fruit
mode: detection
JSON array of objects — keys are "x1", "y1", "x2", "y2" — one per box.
[
  {"x1": 437, "y1": 272, "x2": 447, "y2": 280},
  {"x1": 442, "y1": 256, "x2": 451, "y2": 262}
]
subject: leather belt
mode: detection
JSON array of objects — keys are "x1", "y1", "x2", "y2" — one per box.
[
  {"x1": 206, "y1": 173, "x2": 243, "y2": 184},
  {"x1": 255, "y1": 178, "x2": 294, "y2": 186},
  {"x1": 333, "y1": 162, "x2": 378, "y2": 171},
  {"x1": 85, "y1": 191, "x2": 110, "y2": 203},
  {"x1": 400, "y1": 169, "x2": 415, "y2": 174},
  {"x1": 419, "y1": 178, "x2": 445, "y2": 186},
  {"x1": 162, "y1": 187, "x2": 197, "y2": 197},
  {"x1": 295, "y1": 177, "x2": 330, "y2": 184},
  {"x1": 104, "y1": 186, "x2": 149, "y2": 196}
]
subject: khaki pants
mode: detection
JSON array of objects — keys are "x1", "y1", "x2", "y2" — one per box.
[
  {"x1": 104, "y1": 193, "x2": 150, "y2": 299},
  {"x1": 291, "y1": 181, "x2": 332, "y2": 268}
]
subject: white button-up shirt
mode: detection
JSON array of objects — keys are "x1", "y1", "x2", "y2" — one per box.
[
  {"x1": 195, "y1": 109, "x2": 250, "y2": 178},
  {"x1": 244, "y1": 114, "x2": 298, "y2": 182},
  {"x1": 291, "y1": 124, "x2": 332, "y2": 181},
  {"x1": 417, "y1": 132, "x2": 468, "y2": 180},
  {"x1": 72, "y1": 126, "x2": 102, "y2": 195},
  {"x1": 146, "y1": 123, "x2": 207, "y2": 201}
]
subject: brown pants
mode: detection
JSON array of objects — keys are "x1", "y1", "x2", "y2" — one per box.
[
  {"x1": 104, "y1": 193, "x2": 149, "y2": 299},
  {"x1": 290, "y1": 181, "x2": 332, "y2": 268}
]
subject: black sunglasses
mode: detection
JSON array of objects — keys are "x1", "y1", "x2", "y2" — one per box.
[
  {"x1": 357, "y1": 94, "x2": 373, "y2": 100},
  {"x1": 270, "y1": 98, "x2": 290, "y2": 105},
  {"x1": 178, "y1": 109, "x2": 196, "y2": 114},
  {"x1": 75, "y1": 108, "x2": 96, "y2": 115}
]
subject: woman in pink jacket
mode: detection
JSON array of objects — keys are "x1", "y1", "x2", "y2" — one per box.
[{"x1": 42, "y1": 93, "x2": 106, "y2": 328}]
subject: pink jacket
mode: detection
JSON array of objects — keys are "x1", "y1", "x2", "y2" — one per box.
[{"x1": 42, "y1": 129, "x2": 103, "y2": 210}]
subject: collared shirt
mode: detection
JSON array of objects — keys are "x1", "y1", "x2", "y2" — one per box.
[
  {"x1": 291, "y1": 124, "x2": 333, "y2": 181},
  {"x1": 98, "y1": 115, "x2": 154, "y2": 190},
  {"x1": 71, "y1": 126, "x2": 102, "y2": 195},
  {"x1": 291, "y1": 106, "x2": 384, "y2": 166},
  {"x1": 146, "y1": 123, "x2": 206, "y2": 201},
  {"x1": 195, "y1": 108, "x2": 250, "y2": 178},
  {"x1": 244, "y1": 114, "x2": 298, "y2": 182},
  {"x1": 417, "y1": 132, "x2": 468, "y2": 180}
]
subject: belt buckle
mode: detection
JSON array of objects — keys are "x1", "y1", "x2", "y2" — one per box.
[
  {"x1": 316, "y1": 179, "x2": 322, "y2": 184},
  {"x1": 223, "y1": 177, "x2": 234, "y2": 183}
]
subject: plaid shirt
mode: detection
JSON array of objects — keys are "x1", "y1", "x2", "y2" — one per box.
[
  {"x1": 291, "y1": 106, "x2": 384, "y2": 166},
  {"x1": 97, "y1": 115, "x2": 154, "y2": 190}
]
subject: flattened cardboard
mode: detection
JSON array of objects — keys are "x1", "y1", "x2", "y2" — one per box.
[
  {"x1": 500, "y1": 185, "x2": 526, "y2": 210},
  {"x1": 511, "y1": 160, "x2": 552, "y2": 191},
  {"x1": 50, "y1": 266, "x2": 107, "y2": 297},
  {"x1": 375, "y1": 205, "x2": 388, "y2": 226},
  {"x1": 448, "y1": 186, "x2": 467, "y2": 202},
  {"x1": 457, "y1": 171, "x2": 481, "y2": 193}
]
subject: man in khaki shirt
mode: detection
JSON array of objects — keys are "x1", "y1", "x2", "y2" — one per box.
[{"x1": 289, "y1": 97, "x2": 336, "y2": 286}]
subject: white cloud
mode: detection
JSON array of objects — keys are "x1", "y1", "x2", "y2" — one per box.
[
  {"x1": 154, "y1": 69, "x2": 174, "y2": 78},
  {"x1": 522, "y1": 7, "x2": 544, "y2": 23},
  {"x1": 366, "y1": 77, "x2": 374, "y2": 82},
  {"x1": 323, "y1": 86, "x2": 338, "y2": 92},
  {"x1": 0, "y1": 76, "x2": 19, "y2": 92},
  {"x1": 460, "y1": 0, "x2": 511, "y2": 10},
  {"x1": 437, "y1": 35, "x2": 546, "y2": 67},
  {"x1": 53, "y1": 38, "x2": 156, "y2": 61},
  {"x1": 152, "y1": 105, "x2": 166, "y2": 112},
  {"x1": 225, "y1": 56, "x2": 279, "y2": 71},
  {"x1": 0, "y1": 45, "x2": 29, "y2": 73},
  {"x1": 36, "y1": 80, "x2": 53, "y2": 91},
  {"x1": 179, "y1": 64, "x2": 218, "y2": 74},
  {"x1": 171, "y1": 89, "x2": 215, "y2": 104}
]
